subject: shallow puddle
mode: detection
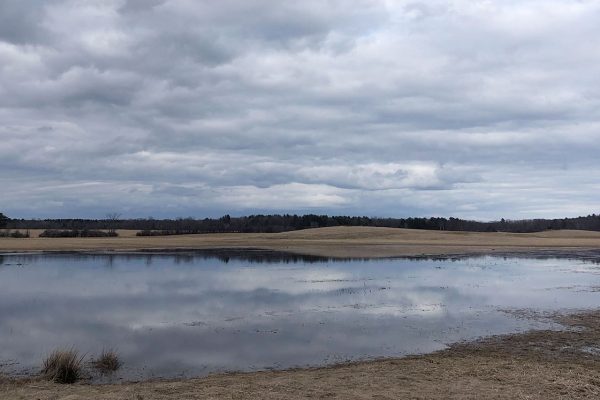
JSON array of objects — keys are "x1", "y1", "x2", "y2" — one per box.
[{"x1": 1, "y1": 251, "x2": 599, "y2": 381}]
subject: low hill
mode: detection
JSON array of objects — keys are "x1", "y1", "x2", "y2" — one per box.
[{"x1": 2, "y1": 226, "x2": 600, "y2": 258}]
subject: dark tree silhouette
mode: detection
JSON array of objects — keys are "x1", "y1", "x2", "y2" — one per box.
[
  {"x1": 0, "y1": 213, "x2": 8, "y2": 229},
  {"x1": 4, "y1": 213, "x2": 600, "y2": 234},
  {"x1": 105, "y1": 213, "x2": 122, "y2": 234}
]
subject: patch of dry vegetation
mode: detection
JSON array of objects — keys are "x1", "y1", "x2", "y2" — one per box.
[
  {"x1": 92, "y1": 349, "x2": 121, "y2": 374},
  {"x1": 41, "y1": 349, "x2": 84, "y2": 384}
]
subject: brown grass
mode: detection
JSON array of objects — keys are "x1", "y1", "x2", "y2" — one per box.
[
  {"x1": 3, "y1": 226, "x2": 600, "y2": 258},
  {"x1": 92, "y1": 349, "x2": 121, "y2": 374},
  {"x1": 41, "y1": 349, "x2": 84, "y2": 384}
]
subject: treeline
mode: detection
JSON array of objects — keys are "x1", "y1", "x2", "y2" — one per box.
[
  {"x1": 3, "y1": 213, "x2": 600, "y2": 233},
  {"x1": 38, "y1": 230, "x2": 118, "y2": 238},
  {"x1": 0, "y1": 230, "x2": 30, "y2": 238}
]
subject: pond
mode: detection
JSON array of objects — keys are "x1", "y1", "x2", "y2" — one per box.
[{"x1": 1, "y1": 251, "x2": 599, "y2": 381}]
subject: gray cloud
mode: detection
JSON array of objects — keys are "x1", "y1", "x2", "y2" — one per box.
[
  {"x1": 1, "y1": 0, "x2": 599, "y2": 219},
  {"x1": 0, "y1": 1, "x2": 51, "y2": 45}
]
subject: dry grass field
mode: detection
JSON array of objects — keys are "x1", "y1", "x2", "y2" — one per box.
[{"x1": 2, "y1": 226, "x2": 600, "y2": 258}]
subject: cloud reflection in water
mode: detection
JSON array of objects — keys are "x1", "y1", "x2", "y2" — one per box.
[{"x1": 0, "y1": 252, "x2": 599, "y2": 380}]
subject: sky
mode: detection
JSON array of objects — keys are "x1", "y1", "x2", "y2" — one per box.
[{"x1": 1, "y1": 0, "x2": 599, "y2": 220}]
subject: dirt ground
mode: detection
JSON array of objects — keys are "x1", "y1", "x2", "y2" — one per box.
[
  {"x1": 3, "y1": 226, "x2": 600, "y2": 258},
  {"x1": 2, "y1": 310, "x2": 600, "y2": 399}
]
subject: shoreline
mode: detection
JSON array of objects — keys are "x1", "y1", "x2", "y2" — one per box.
[
  {"x1": 3, "y1": 309, "x2": 600, "y2": 399},
  {"x1": 4, "y1": 247, "x2": 600, "y2": 264},
  {"x1": 2, "y1": 226, "x2": 600, "y2": 259}
]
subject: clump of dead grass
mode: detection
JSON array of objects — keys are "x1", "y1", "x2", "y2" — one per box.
[
  {"x1": 92, "y1": 349, "x2": 121, "y2": 374},
  {"x1": 42, "y1": 349, "x2": 84, "y2": 384}
]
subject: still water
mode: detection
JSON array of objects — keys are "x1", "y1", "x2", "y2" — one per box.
[{"x1": 1, "y1": 251, "x2": 599, "y2": 381}]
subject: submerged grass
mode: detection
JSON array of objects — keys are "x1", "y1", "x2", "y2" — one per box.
[
  {"x1": 42, "y1": 349, "x2": 85, "y2": 384},
  {"x1": 92, "y1": 349, "x2": 121, "y2": 374}
]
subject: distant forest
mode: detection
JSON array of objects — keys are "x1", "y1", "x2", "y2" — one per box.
[{"x1": 2, "y1": 212, "x2": 600, "y2": 234}]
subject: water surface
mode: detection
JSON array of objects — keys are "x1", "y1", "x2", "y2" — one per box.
[{"x1": 1, "y1": 251, "x2": 599, "y2": 381}]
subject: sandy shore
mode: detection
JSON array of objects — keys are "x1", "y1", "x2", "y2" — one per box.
[
  {"x1": 2, "y1": 310, "x2": 600, "y2": 399},
  {"x1": 3, "y1": 226, "x2": 600, "y2": 258}
]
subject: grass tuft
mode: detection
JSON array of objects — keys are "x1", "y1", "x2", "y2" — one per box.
[
  {"x1": 42, "y1": 349, "x2": 84, "y2": 384},
  {"x1": 93, "y1": 349, "x2": 121, "y2": 374}
]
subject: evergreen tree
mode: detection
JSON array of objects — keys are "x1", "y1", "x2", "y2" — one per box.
[{"x1": 0, "y1": 213, "x2": 8, "y2": 229}]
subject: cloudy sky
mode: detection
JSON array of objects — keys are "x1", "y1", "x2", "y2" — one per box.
[{"x1": 1, "y1": 0, "x2": 599, "y2": 219}]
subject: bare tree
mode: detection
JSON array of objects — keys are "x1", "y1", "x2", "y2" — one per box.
[{"x1": 105, "y1": 213, "x2": 121, "y2": 234}]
